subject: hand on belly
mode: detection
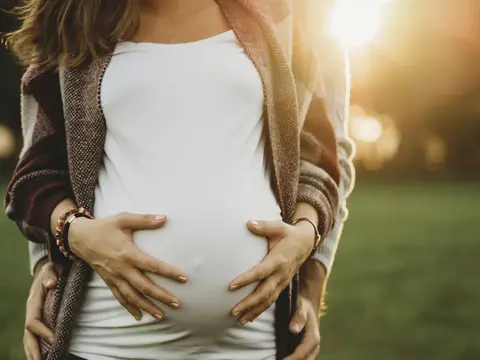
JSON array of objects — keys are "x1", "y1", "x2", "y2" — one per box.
[{"x1": 134, "y1": 216, "x2": 269, "y2": 333}]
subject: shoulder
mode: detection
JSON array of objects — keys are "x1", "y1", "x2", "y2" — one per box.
[{"x1": 21, "y1": 64, "x2": 60, "y2": 95}]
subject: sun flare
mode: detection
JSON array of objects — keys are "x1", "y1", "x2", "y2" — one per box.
[{"x1": 330, "y1": 0, "x2": 392, "y2": 47}]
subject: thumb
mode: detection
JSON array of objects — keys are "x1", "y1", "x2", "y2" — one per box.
[
  {"x1": 41, "y1": 262, "x2": 58, "y2": 289},
  {"x1": 290, "y1": 297, "x2": 308, "y2": 334},
  {"x1": 116, "y1": 213, "x2": 167, "y2": 230},
  {"x1": 247, "y1": 220, "x2": 287, "y2": 238}
]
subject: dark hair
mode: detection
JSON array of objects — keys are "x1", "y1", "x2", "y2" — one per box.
[{"x1": 4, "y1": 0, "x2": 140, "y2": 68}]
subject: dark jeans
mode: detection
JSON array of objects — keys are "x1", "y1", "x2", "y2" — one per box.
[{"x1": 67, "y1": 355, "x2": 86, "y2": 360}]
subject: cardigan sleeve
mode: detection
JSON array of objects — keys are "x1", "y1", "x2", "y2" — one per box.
[
  {"x1": 293, "y1": 0, "x2": 355, "y2": 273},
  {"x1": 4, "y1": 69, "x2": 73, "y2": 265},
  {"x1": 309, "y1": 41, "x2": 355, "y2": 273}
]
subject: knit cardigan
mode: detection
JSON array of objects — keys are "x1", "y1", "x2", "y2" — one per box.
[{"x1": 5, "y1": 1, "x2": 345, "y2": 359}]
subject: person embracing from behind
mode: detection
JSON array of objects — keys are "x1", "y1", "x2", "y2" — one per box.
[{"x1": 5, "y1": 0, "x2": 354, "y2": 359}]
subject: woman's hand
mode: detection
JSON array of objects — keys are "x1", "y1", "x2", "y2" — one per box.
[
  {"x1": 229, "y1": 219, "x2": 316, "y2": 324},
  {"x1": 24, "y1": 259, "x2": 58, "y2": 360},
  {"x1": 69, "y1": 212, "x2": 189, "y2": 321}
]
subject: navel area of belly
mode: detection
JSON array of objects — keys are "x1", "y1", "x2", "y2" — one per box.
[{"x1": 133, "y1": 220, "x2": 269, "y2": 335}]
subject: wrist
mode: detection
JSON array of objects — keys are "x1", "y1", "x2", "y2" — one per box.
[
  {"x1": 293, "y1": 202, "x2": 321, "y2": 253},
  {"x1": 67, "y1": 216, "x2": 92, "y2": 257},
  {"x1": 52, "y1": 204, "x2": 93, "y2": 260},
  {"x1": 50, "y1": 199, "x2": 77, "y2": 236},
  {"x1": 293, "y1": 220, "x2": 318, "y2": 250},
  {"x1": 300, "y1": 258, "x2": 327, "y2": 316}
]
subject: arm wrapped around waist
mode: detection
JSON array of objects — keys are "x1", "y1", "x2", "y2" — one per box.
[{"x1": 5, "y1": 69, "x2": 74, "y2": 265}]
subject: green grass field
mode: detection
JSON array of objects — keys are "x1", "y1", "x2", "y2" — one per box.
[{"x1": 1, "y1": 183, "x2": 479, "y2": 360}]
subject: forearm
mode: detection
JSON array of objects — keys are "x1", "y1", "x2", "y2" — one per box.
[
  {"x1": 295, "y1": 203, "x2": 328, "y2": 318},
  {"x1": 308, "y1": 16, "x2": 354, "y2": 273},
  {"x1": 5, "y1": 70, "x2": 72, "y2": 244},
  {"x1": 299, "y1": 258, "x2": 327, "y2": 317},
  {"x1": 5, "y1": 137, "x2": 72, "y2": 243},
  {"x1": 33, "y1": 256, "x2": 50, "y2": 277},
  {"x1": 294, "y1": 202, "x2": 319, "y2": 226}
]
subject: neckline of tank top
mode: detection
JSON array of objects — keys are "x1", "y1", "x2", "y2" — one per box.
[{"x1": 118, "y1": 29, "x2": 236, "y2": 50}]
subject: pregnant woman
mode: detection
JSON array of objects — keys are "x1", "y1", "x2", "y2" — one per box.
[{"x1": 5, "y1": 0, "x2": 353, "y2": 359}]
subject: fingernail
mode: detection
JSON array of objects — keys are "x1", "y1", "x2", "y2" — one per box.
[
  {"x1": 177, "y1": 276, "x2": 188, "y2": 283},
  {"x1": 134, "y1": 312, "x2": 143, "y2": 321},
  {"x1": 232, "y1": 310, "x2": 241, "y2": 317},
  {"x1": 251, "y1": 221, "x2": 260, "y2": 227},
  {"x1": 155, "y1": 215, "x2": 166, "y2": 221},
  {"x1": 230, "y1": 284, "x2": 239, "y2": 291},
  {"x1": 239, "y1": 318, "x2": 247, "y2": 325},
  {"x1": 44, "y1": 279, "x2": 56, "y2": 287},
  {"x1": 291, "y1": 323, "x2": 300, "y2": 333},
  {"x1": 153, "y1": 313, "x2": 163, "y2": 321},
  {"x1": 170, "y1": 302, "x2": 180, "y2": 309}
]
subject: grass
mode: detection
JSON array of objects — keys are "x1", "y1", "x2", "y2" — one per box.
[{"x1": 1, "y1": 183, "x2": 479, "y2": 360}]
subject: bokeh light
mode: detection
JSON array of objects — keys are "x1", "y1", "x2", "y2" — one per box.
[
  {"x1": 0, "y1": 124, "x2": 15, "y2": 159},
  {"x1": 351, "y1": 115, "x2": 384, "y2": 143},
  {"x1": 349, "y1": 106, "x2": 401, "y2": 169}
]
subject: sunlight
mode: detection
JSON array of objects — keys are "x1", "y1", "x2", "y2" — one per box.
[
  {"x1": 330, "y1": 0, "x2": 392, "y2": 47},
  {"x1": 351, "y1": 115, "x2": 384, "y2": 143}
]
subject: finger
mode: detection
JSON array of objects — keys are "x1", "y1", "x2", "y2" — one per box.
[
  {"x1": 42, "y1": 277, "x2": 57, "y2": 289},
  {"x1": 238, "y1": 286, "x2": 285, "y2": 325},
  {"x1": 117, "y1": 280, "x2": 164, "y2": 321},
  {"x1": 307, "y1": 345, "x2": 321, "y2": 360},
  {"x1": 285, "y1": 318, "x2": 321, "y2": 360},
  {"x1": 126, "y1": 269, "x2": 180, "y2": 308},
  {"x1": 284, "y1": 334, "x2": 316, "y2": 360},
  {"x1": 247, "y1": 220, "x2": 288, "y2": 237},
  {"x1": 110, "y1": 284, "x2": 143, "y2": 321},
  {"x1": 129, "y1": 249, "x2": 188, "y2": 283},
  {"x1": 40, "y1": 262, "x2": 58, "y2": 289},
  {"x1": 24, "y1": 342, "x2": 31, "y2": 360},
  {"x1": 290, "y1": 297, "x2": 308, "y2": 334},
  {"x1": 115, "y1": 212, "x2": 167, "y2": 230},
  {"x1": 237, "y1": 289, "x2": 283, "y2": 325},
  {"x1": 232, "y1": 275, "x2": 283, "y2": 320},
  {"x1": 25, "y1": 330, "x2": 49, "y2": 360},
  {"x1": 25, "y1": 285, "x2": 50, "y2": 342},
  {"x1": 229, "y1": 255, "x2": 277, "y2": 291},
  {"x1": 24, "y1": 332, "x2": 38, "y2": 360},
  {"x1": 25, "y1": 320, "x2": 54, "y2": 344}
]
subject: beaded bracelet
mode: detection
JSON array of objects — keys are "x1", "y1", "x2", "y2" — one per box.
[{"x1": 55, "y1": 207, "x2": 92, "y2": 260}]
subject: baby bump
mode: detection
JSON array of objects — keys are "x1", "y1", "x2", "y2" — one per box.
[{"x1": 133, "y1": 207, "x2": 279, "y2": 334}]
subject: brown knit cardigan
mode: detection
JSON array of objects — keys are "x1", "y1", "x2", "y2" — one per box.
[{"x1": 5, "y1": 1, "x2": 340, "y2": 359}]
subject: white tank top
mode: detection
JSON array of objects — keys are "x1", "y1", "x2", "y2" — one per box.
[{"x1": 69, "y1": 30, "x2": 281, "y2": 360}]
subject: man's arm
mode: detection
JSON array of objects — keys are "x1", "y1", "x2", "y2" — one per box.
[
  {"x1": 297, "y1": 0, "x2": 355, "y2": 317},
  {"x1": 310, "y1": 38, "x2": 355, "y2": 275},
  {"x1": 295, "y1": 0, "x2": 355, "y2": 274},
  {"x1": 5, "y1": 69, "x2": 74, "y2": 273}
]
